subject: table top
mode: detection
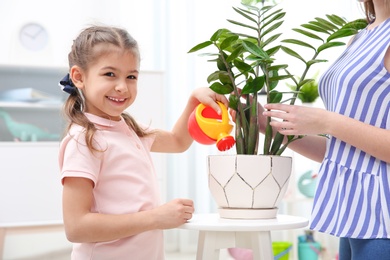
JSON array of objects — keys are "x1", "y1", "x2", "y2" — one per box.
[{"x1": 179, "y1": 213, "x2": 309, "y2": 232}]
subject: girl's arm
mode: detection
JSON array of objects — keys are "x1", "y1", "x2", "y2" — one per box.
[
  {"x1": 62, "y1": 177, "x2": 194, "y2": 243},
  {"x1": 263, "y1": 103, "x2": 390, "y2": 164},
  {"x1": 151, "y1": 87, "x2": 228, "y2": 153}
]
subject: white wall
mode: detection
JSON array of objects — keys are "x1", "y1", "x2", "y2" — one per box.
[{"x1": 0, "y1": 0, "x2": 164, "y2": 69}]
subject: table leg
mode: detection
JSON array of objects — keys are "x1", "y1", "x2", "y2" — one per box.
[
  {"x1": 197, "y1": 231, "x2": 220, "y2": 260},
  {"x1": 250, "y1": 231, "x2": 273, "y2": 260},
  {"x1": 0, "y1": 228, "x2": 5, "y2": 259}
]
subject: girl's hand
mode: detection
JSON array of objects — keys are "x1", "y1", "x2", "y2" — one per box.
[
  {"x1": 190, "y1": 87, "x2": 229, "y2": 115},
  {"x1": 152, "y1": 198, "x2": 194, "y2": 229},
  {"x1": 263, "y1": 103, "x2": 329, "y2": 136}
]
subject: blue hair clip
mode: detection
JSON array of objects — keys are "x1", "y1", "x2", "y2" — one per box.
[{"x1": 59, "y1": 74, "x2": 76, "y2": 94}]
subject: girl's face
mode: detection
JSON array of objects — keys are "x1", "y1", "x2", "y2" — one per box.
[{"x1": 80, "y1": 46, "x2": 139, "y2": 121}]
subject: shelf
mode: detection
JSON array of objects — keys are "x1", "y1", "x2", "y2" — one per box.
[
  {"x1": 0, "y1": 142, "x2": 60, "y2": 146},
  {"x1": 0, "y1": 101, "x2": 63, "y2": 109}
]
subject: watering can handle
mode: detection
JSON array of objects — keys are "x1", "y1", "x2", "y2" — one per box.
[{"x1": 196, "y1": 101, "x2": 229, "y2": 124}]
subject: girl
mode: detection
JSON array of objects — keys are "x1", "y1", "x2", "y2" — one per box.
[
  {"x1": 58, "y1": 25, "x2": 228, "y2": 259},
  {"x1": 262, "y1": 0, "x2": 390, "y2": 259}
]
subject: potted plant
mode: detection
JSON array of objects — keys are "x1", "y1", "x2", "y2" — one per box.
[{"x1": 188, "y1": 0, "x2": 366, "y2": 218}]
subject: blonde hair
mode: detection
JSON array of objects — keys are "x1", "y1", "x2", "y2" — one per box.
[{"x1": 63, "y1": 25, "x2": 150, "y2": 153}]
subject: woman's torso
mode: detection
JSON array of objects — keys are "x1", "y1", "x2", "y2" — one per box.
[{"x1": 311, "y1": 18, "x2": 390, "y2": 239}]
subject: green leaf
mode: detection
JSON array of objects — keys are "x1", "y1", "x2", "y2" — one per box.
[
  {"x1": 266, "y1": 45, "x2": 281, "y2": 56},
  {"x1": 242, "y1": 40, "x2": 269, "y2": 59},
  {"x1": 261, "y1": 10, "x2": 285, "y2": 31},
  {"x1": 226, "y1": 45, "x2": 244, "y2": 63},
  {"x1": 210, "y1": 29, "x2": 230, "y2": 41},
  {"x1": 234, "y1": 59, "x2": 255, "y2": 74},
  {"x1": 242, "y1": 76, "x2": 265, "y2": 94},
  {"x1": 237, "y1": 5, "x2": 259, "y2": 15},
  {"x1": 282, "y1": 39, "x2": 316, "y2": 51},
  {"x1": 233, "y1": 7, "x2": 258, "y2": 24},
  {"x1": 292, "y1": 28, "x2": 323, "y2": 42},
  {"x1": 302, "y1": 22, "x2": 330, "y2": 34},
  {"x1": 263, "y1": 8, "x2": 285, "y2": 25},
  {"x1": 227, "y1": 19, "x2": 257, "y2": 31},
  {"x1": 188, "y1": 41, "x2": 213, "y2": 53},
  {"x1": 326, "y1": 14, "x2": 346, "y2": 27},
  {"x1": 298, "y1": 78, "x2": 315, "y2": 88},
  {"x1": 346, "y1": 19, "x2": 368, "y2": 30},
  {"x1": 262, "y1": 33, "x2": 282, "y2": 48},
  {"x1": 314, "y1": 17, "x2": 338, "y2": 31},
  {"x1": 268, "y1": 69, "x2": 279, "y2": 90},
  {"x1": 198, "y1": 53, "x2": 219, "y2": 58},
  {"x1": 207, "y1": 71, "x2": 225, "y2": 83},
  {"x1": 306, "y1": 59, "x2": 328, "y2": 66},
  {"x1": 317, "y1": 41, "x2": 345, "y2": 52},
  {"x1": 261, "y1": 21, "x2": 284, "y2": 39},
  {"x1": 327, "y1": 28, "x2": 358, "y2": 41},
  {"x1": 269, "y1": 75, "x2": 292, "y2": 82},
  {"x1": 219, "y1": 72, "x2": 232, "y2": 85},
  {"x1": 269, "y1": 91, "x2": 282, "y2": 103},
  {"x1": 268, "y1": 64, "x2": 288, "y2": 71},
  {"x1": 216, "y1": 54, "x2": 228, "y2": 71},
  {"x1": 210, "y1": 82, "x2": 233, "y2": 95},
  {"x1": 298, "y1": 81, "x2": 319, "y2": 103},
  {"x1": 281, "y1": 46, "x2": 306, "y2": 63},
  {"x1": 228, "y1": 94, "x2": 240, "y2": 111},
  {"x1": 270, "y1": 132, "x2": 284, "y2": 154},
  {"x1": 220, "y1": 35, "x2": 239, "y2": 50}
]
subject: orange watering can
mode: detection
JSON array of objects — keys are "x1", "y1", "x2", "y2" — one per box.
[{"x1": 188, "y1": 101, "x2": 235, "y2": 151}]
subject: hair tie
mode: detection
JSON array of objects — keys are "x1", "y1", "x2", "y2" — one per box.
[{"x1": 59, "y1": 74, "x2": 77, "y2": 94}]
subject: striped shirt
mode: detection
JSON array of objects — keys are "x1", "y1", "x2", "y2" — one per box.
[{"x1": 310, "y1": 18, "x2": 390, "y2": 239}]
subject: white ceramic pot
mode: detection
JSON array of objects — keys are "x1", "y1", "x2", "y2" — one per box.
[{"x1": 207, "y1": 155, "x2": 292, "y2": 219}]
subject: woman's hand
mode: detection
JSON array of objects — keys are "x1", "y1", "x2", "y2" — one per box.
[{"x1": 263, "y1": 103, "x2": 329, "y2": 136}]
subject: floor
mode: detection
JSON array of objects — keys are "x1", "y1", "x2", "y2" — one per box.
[{"x1": 13, "y1": 248, "x2": 234, "y2": 260}]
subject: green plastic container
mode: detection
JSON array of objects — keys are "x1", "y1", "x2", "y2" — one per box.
[{"x1": 273, "y1": 241, "x2": 292, "y2": 260}]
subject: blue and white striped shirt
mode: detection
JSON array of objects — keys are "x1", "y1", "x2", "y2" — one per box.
[{"x1": 311, "y1": 18, "x2": 390, "y2": 239}]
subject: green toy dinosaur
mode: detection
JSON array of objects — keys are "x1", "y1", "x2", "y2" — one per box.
[{"x1": 0, "y1": 109, "x2": 60, "y2": 141}]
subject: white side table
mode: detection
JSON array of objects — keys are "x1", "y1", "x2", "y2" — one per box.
[{"x1": 179, "y1": 213, "x2": 309, "y2": 260}]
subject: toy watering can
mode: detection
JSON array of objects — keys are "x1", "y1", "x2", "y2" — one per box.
[{"x1": 188, "y1": 101, "x2": 235, "y2": 151}]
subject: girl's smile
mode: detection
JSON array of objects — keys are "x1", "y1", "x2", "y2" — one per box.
[{"x1": 76, "y1": 46, "x2": 139, "y2": 121}]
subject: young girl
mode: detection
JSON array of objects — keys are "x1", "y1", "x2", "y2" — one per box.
[
  {"x1": 58, "y1": 25, "x2": 228, "y2": 259},
  {"x1": 262, "y1": 0, "x2": 390, "y2": 259}
]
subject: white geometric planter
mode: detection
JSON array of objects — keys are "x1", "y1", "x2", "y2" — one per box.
[{"x1": 208, "y1": 155, "x2": 292, "y2": 219}]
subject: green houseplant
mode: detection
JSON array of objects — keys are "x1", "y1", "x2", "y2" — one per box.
[
  {"x1": 188, "y1": 0, "x2": 367, "y2": 219},
  {"x1": 189, "y1": 0, "x2": 366, "y2": 156}
]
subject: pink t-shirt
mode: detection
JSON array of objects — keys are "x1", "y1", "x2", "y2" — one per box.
[{"x1": 59, "y1": 113, "x2": 164, "y2": 260}]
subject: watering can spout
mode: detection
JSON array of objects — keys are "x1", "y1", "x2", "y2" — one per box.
[{"x1": 188, "y1": 101, "x2": 235, "y2": 151}]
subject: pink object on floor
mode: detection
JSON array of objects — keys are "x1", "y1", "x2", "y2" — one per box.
[{"x1": 228, "y1": 248, "x2": 253, "y2": 260}]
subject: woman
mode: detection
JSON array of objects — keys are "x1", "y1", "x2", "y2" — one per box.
[{"x1": 262, "y1": 0, "x2": 390, "y2": 259}]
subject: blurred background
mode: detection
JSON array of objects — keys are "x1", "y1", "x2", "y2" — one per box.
[{"x1": 0, "y1": 0, "x2": 364, "y2": 259}]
